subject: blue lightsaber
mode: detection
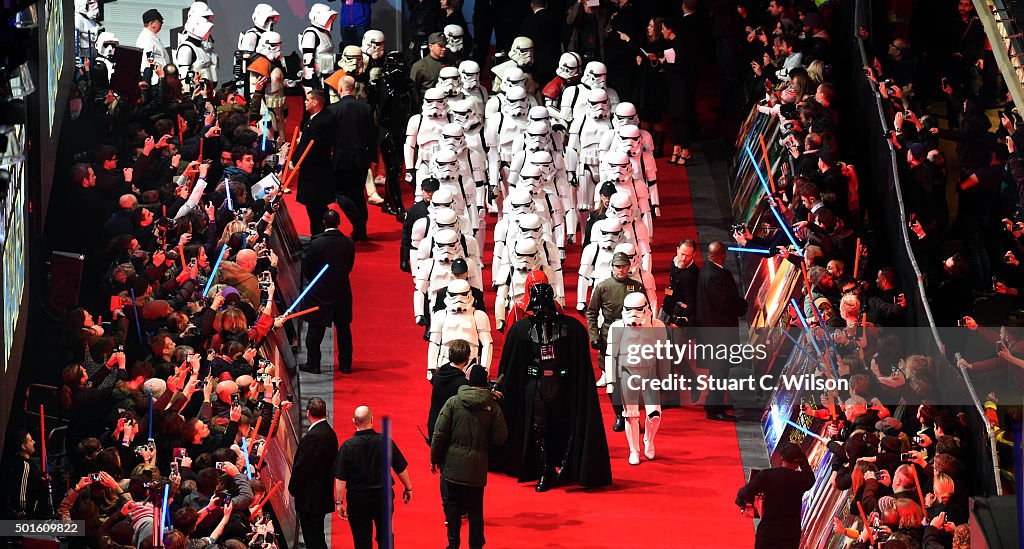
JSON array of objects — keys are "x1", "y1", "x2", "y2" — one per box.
[
  {"x1": 161, "y1": 483, "x2": 170, "y2": 531},
  {"x1": 203, "y1": 245, "x2": 229, "y2": 297},
  {"x1": 789, "y1": 298, "x2": 822, "y2": 357},
  {"x1": 782, "y1": 329, "x2": 820, "y2": 363},
  {"x1": 745, "y1": 146, "x2": 802, "y2": 250},
  {"x1": 782, "y1": 416, "x2": 828, "y2": 442},
  {"x1": 225, "y1": 176, "x2": 233, "y2": 211},
  {"x1": 728, "y1": 246, "x2": 772, "y2": 255},
  {"x1": 241, "y1": 437, "x2": 253, "y2": 480},
  {"x1": 261, "y1": 109, "x2": 269, "y2": 151},
  {"x1": 286, "y1": 263, "x2": 329, "y2": 315},
  {"x1": 130, "y1": 288, "x2": 143, "y2": 343}
]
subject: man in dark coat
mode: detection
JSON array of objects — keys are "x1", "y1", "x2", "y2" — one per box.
[
  {"x1": 288, "y1": 398, "x2": 339, "y2": 549},
  {"x1": 694, "y1": 241, "x2": 748, "y2": 421},
  {"x1": 519, "y1": 0, "x2": 562, "y2": 86},
  {"x1": 426, "y1": 339, "x2": 471, "y2": 443},
  {"x1": 294, "y1": 90, "x2": 336, "y2": 236},
  {"x1": 300, "y1": 210, "x2": 356, "y2": 374},
  {"x1": 399, "y1": 177, "x2": 439, "y2": 272},
  {"x1": 493, "y1": 283, "x2": 611, "y2": 491},
  {"x1": 329, "y1": 75, "x2": 378, "y2": 241}
]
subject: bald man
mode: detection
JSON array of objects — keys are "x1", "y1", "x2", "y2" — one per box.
[
  {"x1": 103, "y1": 193, "x2": 140, "y2": 239},
  {"x1": 694, "y1": 241, "x2": 748, "y2": 421},
  {"x1": 216, "y1": 249, "x2": 262, "y2": 306},
  {"x1": 334, "y1": 406, "x2": 414, "y2": 549}
]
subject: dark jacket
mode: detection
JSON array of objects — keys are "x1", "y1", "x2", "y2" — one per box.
[
  {"x1": 288, "y1": 420, "x2": 340, "y2": 514},
  {"x1": 295, "y1": 109, "x2": 337, "y2": 207},
  {"x1": 694, "y1": 261, "x2": 747, "y2": 328},
  {"x1": 328, "y1": 95, "x2": 378, "y2": 178},
  {"x1": 430, "y1": 385, "x2": 508, "y2": 487},
  {"x1": 427, "y1": 363, "x2": 470, "y2": 442},
  {"x1": 519, "y1": 6, "x2": 563, "y2": 84}
]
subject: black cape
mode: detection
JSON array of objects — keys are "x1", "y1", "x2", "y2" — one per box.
[{"x1": 492, "y1": 314, "x2": 612, "y2": 488}]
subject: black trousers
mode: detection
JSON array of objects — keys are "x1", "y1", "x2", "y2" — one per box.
[
  {"x1": 754, "y1": 520, "x2": 801, "y2": 549},
  {"x1": 305, "y1": 313, "x2": 353, "y2": 371},
  {"x1": 336, "y1": 167, "x2": 369, "y2": 238},
  {"x1": 304, "y1": 201, "x2": 329, "y2": 236},
  {"x1": 297, "y1": 510, "x2": 328, "y2": 549},
  {"x1": 347, "y1": 489, "x2": 392, "y2": 549},
  {"x1": 441, "y1": 479, "x2": 485, "y2": 549}
]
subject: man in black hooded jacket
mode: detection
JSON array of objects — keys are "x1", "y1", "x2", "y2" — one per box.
[{"x1": 427, "y1": 339, "x2": 472, "y2": 444}]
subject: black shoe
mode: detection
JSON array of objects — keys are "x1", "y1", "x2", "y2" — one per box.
[
  {"x1": 691, "y1": 387, "x2": 702, "y2": 404},
  {"x1": 339, "y1": 366, "x2": 352, "y2": 374},
  {"x1": 299, "y1": 364, "x2": 321, "y2": 374},
  {"x1": 352, "y1": 232, "x2": 368, "y2": 242},
  {"x1": 612, "y1": 415, "x2": 625, "y2": 432},
  {"x1": 706, "y1": 412, "x2": 737, "y2": 422},
  {"x1": 535, "y1": 473, "x2": 555, "y2": 492}
]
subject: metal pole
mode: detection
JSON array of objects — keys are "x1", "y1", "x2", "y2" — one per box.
[{"x1": 382, "y1": 416, "x2": 393, "y2": 549}]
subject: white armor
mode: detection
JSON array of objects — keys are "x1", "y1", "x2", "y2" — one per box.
[
  {"x1": 300, "y1": 3, "x2": 338, "y2": 91},
  {"x1": 444, "y1": 24, "x2": 466, "y2": 54},
  {"x1": 569, "y1": 88, "x2": 613, "y2": 214},
  {"x1": 598, "y1": 192, "x2": 652, "y2": 271},
  {"x1": 556, "y1": 51, "x2": 582, "y2": 81},
  {"x1": 491, "y1": 191, "x2": 554, "y2": 275},
  {"x1": 485, "y1": 86, "x2": 531, "y2": 205},
  {"x1": 435, "y1": 66, "x2": 464, "y2": 99},
  {"x1": 75, "y1": 0, "x2": 103, "y2": 61},
  {"x1": 428, "y1": 280, "x2": 493, "y2": 377},
  {"x1": 503, "y1": 164, "x2": 561, "y2": 232},
  {"x1": 484, "y1": 68, "x2": 537, "y2": 116},
  {"x1": 442, "y1": 123, "x2": 487, "y2": 245},
  {"x1": 495, "y1": 240, "x2": 560, "y2": 330},
  {"x1": 175, "y1": 18, "x2": 216, "y2": 86},
  {"x1": 523, "y1": 150, "x2": 573, "y2": 250},
  {"x1": 362, "y1": 30, "x2": 385, "y2": 61},
  {"x1": 339, "y1": 45, "x2": 364, "y2": 74},
  {"x1": 239, "y1": 4, "x2": 279, "y2": 52},
  {"x1": 578, "y1": 218, "x2": 623, "y2": 311},
  {"x1": 413, "y1": 207, "x2": 481, "y2": 274},
  {"x1": 494, "y1": 212, "x2": 563, "y2": 293},
  {"x1": 406, "y1": 88, "x2": 451, "y2": 198},
  {"x1": 449, "y1": 100, "x2": 489, "y2": 217},
  {"x1": 615, "y1": 124, "x2": 660, "y2": 219},
  {"x1": 559, "y1": 61, "x2": 620, "y2": 129},
  {"x1": 184, "y1": 2, "x2": 218, "y2": 82},
  {"x1": 249, "y1": 31, "x2": 286, "y2": 141},
  {"x1": 491, "y1": 36, "x2": 535, "y2": 94},
  {"x1": 414, "y1": 229, "x2": 483, "y2": 322},
  {"x1": 95, "y1": 32, "x2": 118, "y2": 74},
  {"x1": 431, "y1": 147, "x2": 479, "y2": 231},
  {"x1": 602, "y1": 149, "x2": 651, "y2": 233},
  {"x1": 458, "y1": 61, "x2": 488, "y2": 116}
]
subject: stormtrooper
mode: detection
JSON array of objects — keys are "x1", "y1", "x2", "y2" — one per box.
[
  {"x1": 443, "y1": 24, "x2": 469, "y2": 63},
  {"x1": 495, "y1": 240, "x2": 562, "y2": 331},
  {"x1": 175, "y1": 14, "x2": 217, "y2": 92},
  {"x1": 577, "y1": 218, "x2": 624, "y2": 313},
  {"x1": 605, "y1": 292, "x2": 670, "y2": 465},
  {"x1": 614, "y1": 125, "x2": 661, "y2": 219},
  {"x1": 361, "y1": 30, "x2": 387, "y2": 84},
  {"x1": 440, "y1": 123, "x2": 487, "y2": 243},
  {"x1": 543, "y1": 52, "x2": 582, "y2": 114},
  {"x1": 448, "y1": 99, "x2": 488, "y2": 209},
  {"x1": 521, "y1": 150, "x2": 574, "y2": 253},
  {"x1": 414, "y1": 229, "x2": 483, "y2": 327},
  {"x1": 485, "y1": 86, "x2": 531, "y2": 208},
  {"x1": 492, "y1": 36, "x2": 537, "y2": 94},
  {"x1": 427, "y1": 279, "x2": 493, "y2": 379},
  {"x1": 299, "y1": 3, "x2": 339, "y2": 93},
  {"x1": 493, "y1": 212, "x2": 564, "y2": 296},
  {"x1": 236, "y1": 4, "x2": 280, "y2": 90},
  {"x1": 183, "y1": 2, "x2": 218, "y2": 85},
  {"x1": 492, "y1": 190, "x2": 554, "y2": 272},
  {"x1": 410, "y1": 189, "x2": 476, "y2": 269},
  {"x1": 338, "y1": 45, "x2": 367, "y2": 98},
  {"x1": 93, "y1": 32, "x2": 118, "y2": 82},
  {"x1": 405, "y1": 88, "x2": 451, "y2": 198},
  {"x1": 560, "y1": 61, "x2": 620, "y2": 129},
  {"x1": 504, "y1": 164, "x2": 563, "y2": 240},
  {"x1": 74, "y1": 0, "x2": 104, "y2": 63},
  {"x1": 613, "y1": 242, "x2": 658, "y2": 313},
  {"x1": 602, "y1": 192, "x2": 652, "y2": 271},
  {"x1": 605, "y1": 102, "x2": 656, "y2": 153},
  {"x1": 569, "y1": 88, "x2": 613, "y2": 219},
  {"x1": 485, "y1": 68, "x2": 538, "y2": 117},
  {"x1": 247, "y1": 32, "x2": 286, "y2": 144},
  {"x1": 374, "y1": 52, "x2": 415, "y2": 216},
  {"x1": 434, "y1": 66, "x2": 464, "y2": 101},
  {"x1": 602, "y1": 149, "x2": 652, "y2": 235},
  {"x1": 458, "y1": 61, "x2": 488, "y2": 116},
  {"x1": 413, "y1": 207, "x2": 481, "y2": 275},
  {"x1": 430, "y1": 147, "x2": 479, "y2": 231}
]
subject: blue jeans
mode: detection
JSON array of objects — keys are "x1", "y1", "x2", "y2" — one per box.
[{"x1": 340, "y1": 25, "x2": 369, "y2": 49}]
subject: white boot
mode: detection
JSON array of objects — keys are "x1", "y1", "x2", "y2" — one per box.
[
  {"x1": 643, "y1": 415, "x2": 661, "y2": 460},
  {"x1": 595, "y1": 371, "x2": 608, "y2": 387},
  {"x1": 624, "y1": 417, "x2": 641, "y2": 465}
]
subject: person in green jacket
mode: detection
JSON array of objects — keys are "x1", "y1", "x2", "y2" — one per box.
[{"x1": 430, "y1": 365, "x2": 508, "y2": 549}]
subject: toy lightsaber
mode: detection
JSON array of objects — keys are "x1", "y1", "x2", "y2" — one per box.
[
  {"x1": 745, "y1": 146, "x2": 801, "y2": 250},
  {"x1": 162, "y1": 483, "x2": 170, "y2": 529},
  {"x1": 249, "y1": 480, "x2": 282, "y2": 520},
  {"x1": 130, "y1": 289, "x2": 143, "y2": 343},
  {"x1": 853, "y1": 238, "x2": 862, "y2": 278},
  {"x1": 789, "y1": 298, "x2": 822, "y2": 356},
  {"x1": 257, "y1": 406, "x2": 282, "y2": 470},
  {"x1": 241, "y1": 437, "x2": 253, "y2": 480},
  {"x1": 282, "y1": 306, "x2": 320, "y2": 322},
  {"x1": 203, "y1": 245, "x2": 229, "y2": 297},
  {"x1": 285, "y1": 264, "x2": 329, "y2": 315},
  {"x1": 148, "y1": 393, "x2": 154, "y2": 439},
  {"x1": 728, "y1": 246, "x2": 772, "y2": 255},
  {"x1": 225, "y1": 176, "x2": 233, "y2": 211},
  {"x1": 782, "y1": 416, "x2": 828, "y2": 442},
  {"x1": 280, "y1": 127, "x2": 299, "y2": 183},
  {"x1": 758, "y1": 133, "x2": 777, "y2": 194},
  {"x1": 782, "y1": 330, "x2": 820, "y2": 363},
  {"x1": 282, "y1": 140, "x2": 315, "y2": 190},
  {"x1": 249, "y1": 416, "x2": 263, "y2": 445},
  {"x1": 261, "y1": 109, "x2": 270, "y2": 151}
]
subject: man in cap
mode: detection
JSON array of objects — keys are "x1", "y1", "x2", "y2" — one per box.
[
  {"x1": 135, "y1": 9, "x2": 169, "y2": 76},
  {"x1": 587, "y1": 251, "x2": 646, "y2": 431},
  {"x1": 411, "y1": 32, "x2": 449, "y2": 102},
  {"x1": 401, "y1": 177, "x2": 440, "y2": 272},
  {"x1": 433, "y1": 258, "x2": 486, "y2": 313}
]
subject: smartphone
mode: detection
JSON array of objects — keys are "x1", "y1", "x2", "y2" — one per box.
[
  {"x1": 170, "y1": 461, "x2": 180, "y2": 476},
  {"x1": 215, "y1": 461, "x2": 227, "y2": 471},
  {"x1": 90, "y1": 473, "x2": 101, "y2": 482},
  {"x1": 900, "y1": 452, "x2": 914, "y2": 461},
  {"x1": 189, "y1": 257, "x2": 198, "y2": 269},
  {"x1": 174, "y1": 448, "x2": 187, "y2": 460},
  {"x1": 997, "y1": 340, "x2": 1007, "y2": 352},
  {"x1": 231, "y1": 392, "x2": 240, "y2": 406}
]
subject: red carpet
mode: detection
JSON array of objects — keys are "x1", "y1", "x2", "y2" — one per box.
[{"x1": 278, "y1": 111, "x2": 754, "y2": 546}]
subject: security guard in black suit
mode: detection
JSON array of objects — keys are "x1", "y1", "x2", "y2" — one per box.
[
  {"x1": 294, "y1": 89, "x2": 337, "y2": 236},
  {"x1": 301, "y1": 210, "x2": 356, "y2": 374},
  {"x1": 329, "y1": 75, "x2": 379, "y2": 241},
  {"x1": 288, "y1": 398, "x2": 339, "y2": 549}
]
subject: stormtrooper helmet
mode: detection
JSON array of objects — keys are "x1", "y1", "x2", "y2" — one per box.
[
  {"x1": 252, "y1": 4, "x2": 280, "y2": 31},
  {"x1": 188, "y1": 2, "x2": 214, "y2": 21},
  {"x1": 75, "y1": 0, "x2": 100, "y2": 19},
  {"x1": 524, "y1": 121, "x2": 551, "y2": 151},
  {"x1": 582, "y1": 61, "x2": 608, "y2": 89},
  {"x1": 96, "y1": 32, "x2": 119, "y2": 58},
  {"x1": 429, "y1": 188, "x2": 456, "y2": 213},
  {"x1": 502, "y1": 67, "x2": 526, "y2": 90},
  {"x1": 445, "y1": 279, "x2": 475, "y2": 313},
  {"x1": 444, "y1": 24, "x2": 465, "y2": 53},
  {"x1": 362, "y1": 29, "x2": 385, "y2": 60},
  {"x1": 184, "y1": 17, "x2": 214, "y2": 41},
  {"x1": 618, "y1": 125, "x2": 643, "y2": 157},
  {"x1": 257, "y1": 32, "x2": 283, "y2": 61},
  {"x1": 614, "y1": 242, "x2": 641, "y2": 273},
  {"x1": 613, "y1": 102, "x2": 639, "y2": 128},
  {"x1": 433, "y1": 229, "x2": 461, "y2": 262},
  {"x1": 556, "y1": 52, "x2": 582, "y2": 80},
  {"x1": 517, "y1": 213, "x2": 544, "y2": 239},
  {"x1": 517, "y1": 164, "x2": 543, "y2": 194},
  {"x1": 609, "y1": 192, "x2": 635, "y2": 223},
  {"x1": 449, "y1": 99, "x2": 479, "y2": 128},
  {"x1": 513, "y1": 240, "x2": 541, "y2": 272},
  {"x1": 309, "y1": 3, "x2": 338, "y2": 31},
  {"x1": 528, "y1": 150, "x2": 555, "y2": 180},
  {"x1": 432, "y1": 149, "x2": 460, "y2": 182},
  {"x1": 503, "y1": 86, "x2": 529, "y2": 117},
  {"x1": 436, "y1": 66, "x2": 462, "y2": 97},
  {"x1": 433, "y1": 208, "x2": 460, "y2": 231},
  {"x1": 596, "y1": 218, "x2": 624, "y2": 249},
  {"x1": 422, "y1": 88, "x2": 449, "y2": 118},
  {"x1": 509, "y1": 190, "x2": 535, "y2": 215},
  {"x1": 509, "y1": 36, "x2": 535, "y2": 67},
  {"x1": 528, "y1": 106, "x2": 551, "y2": 124},
  {"x1": 621, "y1": 292, "x2": 652, "y2": 327},
  {"x1": 587, "y1": 88, "x2": 610, "y2": 118},
  {"x1": 441, "y1": 123, "x2": 466, "y2": 154},
  {"x1": 339, "y1": 45, "x2": 364, "y2": 72},
  {"x1": 605, "y1": 150, "x2": 633, "y2": 185},
  {"x1": 458, "y1": 60, "x2": 481, "y2": 90}
]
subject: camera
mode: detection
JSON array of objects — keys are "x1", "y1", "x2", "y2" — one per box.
[
  {"x1": 899, "y1": 452, "x2": 914, "y2": 462},
  {"x1": 731, "y1": 223, "x2": 747, "y2": 234},
  {"x1": 90, "y1": 473, "x2": 101, "y2": 482},
  {"x1": 235, "y1": 208, "x2": 252, "y2": 222},
  {"x1": 912, "y1": 435, "x2": 924, "y2": 446},
  {"x1": 257, "y1": 373, "x2": 271, "y2": 384},
  {"x1": 189, "y1": 257, "x2": 198, "y2": 269},
  {"x1": 115, "y1": 345, "x2": 124, "y2": 353},
  {"x1": 155, "y1": 217, "x2": 175, "y2": 232},
  {"x1": 215, "y1": 462, "x2": 228, "y2": 471},
  {"x1": 231, "y1": 392, "x2": 240, "y2": 406},
  {"x1": 170, "y1": 461, "x2": 180, "y2": 477},
  {"x1": 258, "y1": 271, "x2": 272, "y2": 291},
  {"x1": 181, "y1": 324, "x2": 201, "y2": 337}
]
